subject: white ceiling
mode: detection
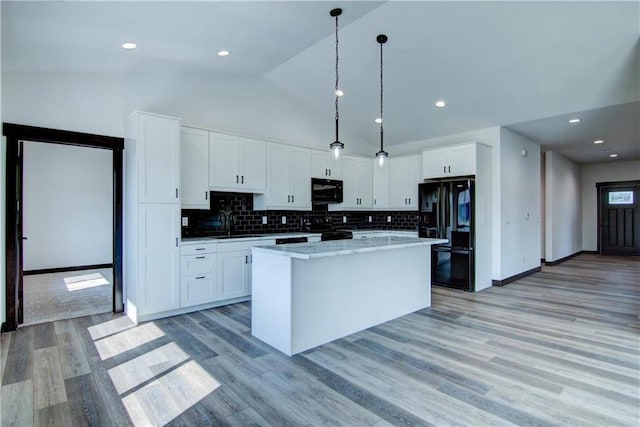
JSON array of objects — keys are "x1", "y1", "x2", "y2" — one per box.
[{"x1": 2, "y1": 1, "x2": 639, "y2": 164}]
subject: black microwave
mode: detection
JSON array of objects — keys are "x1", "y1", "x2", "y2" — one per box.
[{"x1": 311, "y1": 178, "x2": 343, "y2": 204}]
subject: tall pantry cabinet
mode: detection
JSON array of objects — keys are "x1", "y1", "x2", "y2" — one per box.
[{"x1": 124, "y1": 111, "x2": 181, "y2": 323}]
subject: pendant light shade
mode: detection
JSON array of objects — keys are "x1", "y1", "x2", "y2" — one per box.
[
  {"x1": 375, "y1": 34, "x2": 389, "y2": 167},
  {"x1": 329, "y1": 8, "x2": 344, "y2": 159}
]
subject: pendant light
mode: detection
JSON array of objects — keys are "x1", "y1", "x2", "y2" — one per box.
[
  {"x1": 329, "y1": 8, "x2": 344, "y2": 159},
  {"x1": 375, "y1": 34, "x2": 389, "y2": 167}
]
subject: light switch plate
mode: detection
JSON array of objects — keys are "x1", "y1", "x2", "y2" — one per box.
[
  {"x1": 181, "y1": 217, "x2": 188, "y2": 227},
  {"x1": 343, "y1": 216, "x2": 347, "y2": 223},
  {"x1": 387, "y1": 216, "x2": 392, "y2": 223},
  {"x1": 368, "y1": 216, "x2": 372, "y2": 222},
  {"x1": 281, "y1": 216, "x2": 287, "y2": 224}
]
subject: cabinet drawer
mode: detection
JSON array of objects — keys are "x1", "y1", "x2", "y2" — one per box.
[
  {"x1": 181, "y1": 273, "x2": 217, "y2": 307},
  {"x1": 180, "y1": 254, "x2": 216, "y2": 275},
  {"x1": 180, "y1": 243, "x2": 217, "y2": 256}
]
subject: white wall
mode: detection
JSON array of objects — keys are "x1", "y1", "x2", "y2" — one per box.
[
  {"x1": 581, "y1": 160, "x2": 640, "y2": 251},
  {"x1": 2, "y1": 70, "x2": 373, "y2": 156},
  {"x1": 23, "y1": 142, "x2": 112, "y2": 270},
  {"x1": 545, "y1": 151, "x2": 582, "y2": 262},
  {"x1": 499, "y1": 128, "x2": 541, "y2": 279}
]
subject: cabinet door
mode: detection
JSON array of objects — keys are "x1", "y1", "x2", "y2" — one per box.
[
  {"x1": 290, "y1": 146, "x2": 312, "y2": 209},
  {"x1": 389, "y1": 156, "x2": 408, "y2": 208},
  {"x1": 217, "y1": 250, "x2": 251, "y2": 300},
  {"x1": 181, "y1": 274, "x2": 216, "y2": 307},
  {"x1": 209, "y1": 133, "x2": 240, "y2": 188},
  {"x1": 180, "y1": 127, "x2": 209, "y2": 209},
  {"x1": 341, "y1": 156, "x2": 359, "y2": 209},
  {"x1": 138, "y1": 114, "x2": 180, "y2": 203},
  {"x1": 311, "y1": 150, "x2": 342, "y2": 179},
  {"x1": 266, "y1": 143, "x2": 290, "y2": 207},
  {"x1": 422, "y1": 148, "x2": 448, "y2": 179},
  {"x1": 373, "y1": 160, "x2": 390, "y2": 209},
  {"x1": 406, "y1": 155, "x2": 422, "y2": 209},
  {"x1": 239, "y1": 137, "x2": 266, "y2": 192},
  {"x1": 448, "y1": 144, "x2": 476, "y2": 176},
  {"x1": 357, "y1": 157, "x2": 373, "y2": 209},
  {"x1": 138, "y1": 204, "x2": 180, "y2": 315}
]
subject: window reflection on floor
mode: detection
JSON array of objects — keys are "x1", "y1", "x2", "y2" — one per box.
[{"x1": 64, "y1": 272, "x2": 110, "y2": 291}]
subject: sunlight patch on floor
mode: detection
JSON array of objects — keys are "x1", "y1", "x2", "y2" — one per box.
[
  {"x1": 121, "y1": 360, "x2": 220, "y2": 426},
  {"x1": 64, "y1": 273, "x2": 110, "y2": 291},
  {"x1": 94, "y1": 322, "x2": 165, "y2": 361},
  {"x1": 88, "y1": 316, "x2": 136, "y2": 341},
  {"x1": 108, "y1": 342, "x2": 189, "y2": 395}
]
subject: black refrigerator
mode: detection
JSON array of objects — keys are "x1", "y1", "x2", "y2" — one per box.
[{"x1": 418, "y1": 179, "x2": 474, "y2": 291}]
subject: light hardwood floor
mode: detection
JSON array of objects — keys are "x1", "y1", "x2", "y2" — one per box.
[{"x1": 1, "y1": 254, "x2": 638, "y2": 426}]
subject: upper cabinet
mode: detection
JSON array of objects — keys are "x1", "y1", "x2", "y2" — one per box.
[
  {"x1": 180, "y1": 127, "x2": 209, "y2": 209},
  {"x1": 372, "y1": 160, "x2": 390, "y2": 210},
  {"x1": 339, "y1": 155, "x2": 372, "y2": 210},
  {"x1": 389, "y1": 154, "x2": 421, "y2": 210},
  {"x1": 311, "y1": 150, "x2": 342, "y2": 179},
  {"x1": 129, "y1": 112, "x2": 181, "y2": 204},
  {"x1": 209, "y1": 132, "x2": 266, "y2": 193},
  {"x1": 254, "y1": 143, "x2": 311, "y2": 210},
  {"x1": 422, "y1": 143, "x2": 477, "y2": 179}
]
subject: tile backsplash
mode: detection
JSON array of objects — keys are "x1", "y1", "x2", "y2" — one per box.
[{"x1": 181, "y1": 192, "x2": 419, "y2": 237}]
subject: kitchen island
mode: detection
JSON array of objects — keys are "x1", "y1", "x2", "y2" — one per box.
[{"x1": 251, "y1": 236, "x2": 447, "y2": 355}]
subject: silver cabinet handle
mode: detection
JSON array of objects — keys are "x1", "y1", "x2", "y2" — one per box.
[
  {"x1": 195, "y1": 256, "x2": 205, "y2": 259},
  {"x1": 205, "y1": 192, "x2": 208, "y2": 200},
  {"x1": 448, "y1": 165, "x2": 451, "y2": 173},
  {"x1": 236, "y1": 175, "x2": 239, "y2": 183},
  {"x1": 328, "y1": 169, "x2": 331, "y2": 176},
  {"x1": 175, "y1": 238, "x2": 178, "y2": 247},
  {"x1": 292, "y1": 195, "x2": 295, "y2": 203},
  {"x1": 408, "y1": 198, "x2": 411, "y2": 205},
  {"x1": 176, "y1": 188, "x2": 179, "y2": 198},
  {"x1": 195, "y1": 276, "x2": 205, "y2": 280},
  {"x1": 325, "y1": 168, "x2": 328, "y2": 176},
  {"x1": 245, "y1": 255, "x2": 248, "y2": 263},
  {"x1": 241, "y1": 175, "x2": 244, "y2": 184},
  {"x1": 195, "y1": 248, "x2": 205, "y2": 251},
  {"x1": 443, "y1": 165, "x2": 446, "y2": 173},
  {"x1": 288, "y1": 195, "x2": 290, "y2": 203}
]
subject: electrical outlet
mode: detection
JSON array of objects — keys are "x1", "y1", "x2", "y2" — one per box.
[
  {"x1": 343, "y1": 216, "x2": 347, "y2": 223},
  {"x1": 181, "y1": 217, "x2": 188, "y2": 227},
  {"x1": 368, "y1": 216, "x2": 372, "y2": 222},
  {"x1": 262, "y1": 216, "x2": 268, "y2": 225},
  {"x1": 387, "y1": 216, "x2": 392, "y2": 223},
  {"x1": 281, "y1": 216, "x2": 287, "y2": 224}
]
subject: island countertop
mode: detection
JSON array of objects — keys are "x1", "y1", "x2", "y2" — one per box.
[{"x1": 252, "y1": 236, "x2": 447, "y2": 259}]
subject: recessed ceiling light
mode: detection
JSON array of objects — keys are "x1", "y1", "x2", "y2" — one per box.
[
  {"x1": 609, "y1": 154, "x2": 619, "y2": 158},
  {"x1": 435, "y1": 100, "x2": 446, "y2": 108},
  {"x1": 375, "y1": 118, "x2": 382, "y2": 124},
  {"x1": 217, "y1": 50, "x2": 230, "y2": 57},
  {"x1": 335, "y1": 89, "x2": 344, "y2": 97},
  {"x1": 121, "y1": 42, "x2": 137, "y2": 50},
  {"x1": 569, "y1": 118, "x2": 581, "y2": 123},
  {"x1": 593, "y1": 140, "x2": 604, "y2": 144}
]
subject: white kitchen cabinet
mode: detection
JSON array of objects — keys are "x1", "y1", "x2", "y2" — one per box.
[
  {"x1": 209, "y1": 132, "x2": 266, "y2": 193},
  {"x1": 180, "y1": 244, "x2": 217, "y2": 307},
  {"x1": 137, "y1": 203, "x2": 181, "y2": 315},
  {"x1": 422, "y1": 143, "x2": 477, "y2": 179},
  {"x1": 338, "y1": 155, "x2": 372, "y2": 210},
  {"x1": 217, "y1": 249, "x2": 252, "y2": 300},
  {"x1": 372, "y1": 160, "x2": 390, "y2": 210},
  {"x1": 255, "y1": 143, "x2": 311, "y2": 210},
  {"x1": 180, "y1": 127, "x2": 209, "y2": 209},
  {"x1": 124, "y1": 111, "x2": 182, "y2": 324},
  {"x1": 389, "y1": 154, "x2": 421, "y2": 210},
  {"x1": 132, "y1": 112, "x2": 180, "y2": 204},
  {"x1": 311, "y1": 149, "x2": 342, "y2": 179}
]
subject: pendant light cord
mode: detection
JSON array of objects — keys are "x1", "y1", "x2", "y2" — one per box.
[
  {"x1": 379, "y1": 40, "x2": 384, "y2": 151},
  {"x1": 334, "y1": 12, "x2": 340, "y2": 143}
]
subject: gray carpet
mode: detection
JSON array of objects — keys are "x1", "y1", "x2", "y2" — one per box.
[{"x1": 23, "y1": 268, "x2": 113, "y2": 325}]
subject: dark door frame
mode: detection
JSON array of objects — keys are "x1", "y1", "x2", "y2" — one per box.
[
  {"x1": 596, "y1": 180, "x2": 640, "y2": 255},
  {"x1": 2, "y1": 123, "x2": 124, "y2": 332}
]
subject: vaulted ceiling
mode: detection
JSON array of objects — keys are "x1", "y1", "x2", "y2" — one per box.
[{"x1": 2, "y1": 1, "x2": 639, "y2": 164}]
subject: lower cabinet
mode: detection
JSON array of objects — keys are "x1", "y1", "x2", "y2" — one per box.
[
  {"x1": 217, "y1": 249, "x2": 252, "y2": 300},
  {"x1": 180, "y1": 248, "x2": 217, "y2": 307}
]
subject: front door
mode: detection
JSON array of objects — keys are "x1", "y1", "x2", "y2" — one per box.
[{"x1": 598, "y1": 182, "x2": 640, "y2": 256}]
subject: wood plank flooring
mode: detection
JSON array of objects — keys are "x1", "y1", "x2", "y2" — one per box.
[{"x1": 1, "y1": 254, "x2": 638, "y2": 426}]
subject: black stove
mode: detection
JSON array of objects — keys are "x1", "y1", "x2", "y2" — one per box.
[{"x1": 308, "y1": 217, "x2": 353, "y2": 241}]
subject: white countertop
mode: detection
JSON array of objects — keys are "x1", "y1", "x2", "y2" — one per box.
[
  {"x1": 181, "y1": 232, "x2": 322, "y2": 245},
  {"x1": 252, "y1": 236, "x2": 447, "y2": 259}
]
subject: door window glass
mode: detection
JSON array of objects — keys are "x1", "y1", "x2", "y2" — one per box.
[{"x1": 608, "y1": 191, "x2": 634, "y2": 205}]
